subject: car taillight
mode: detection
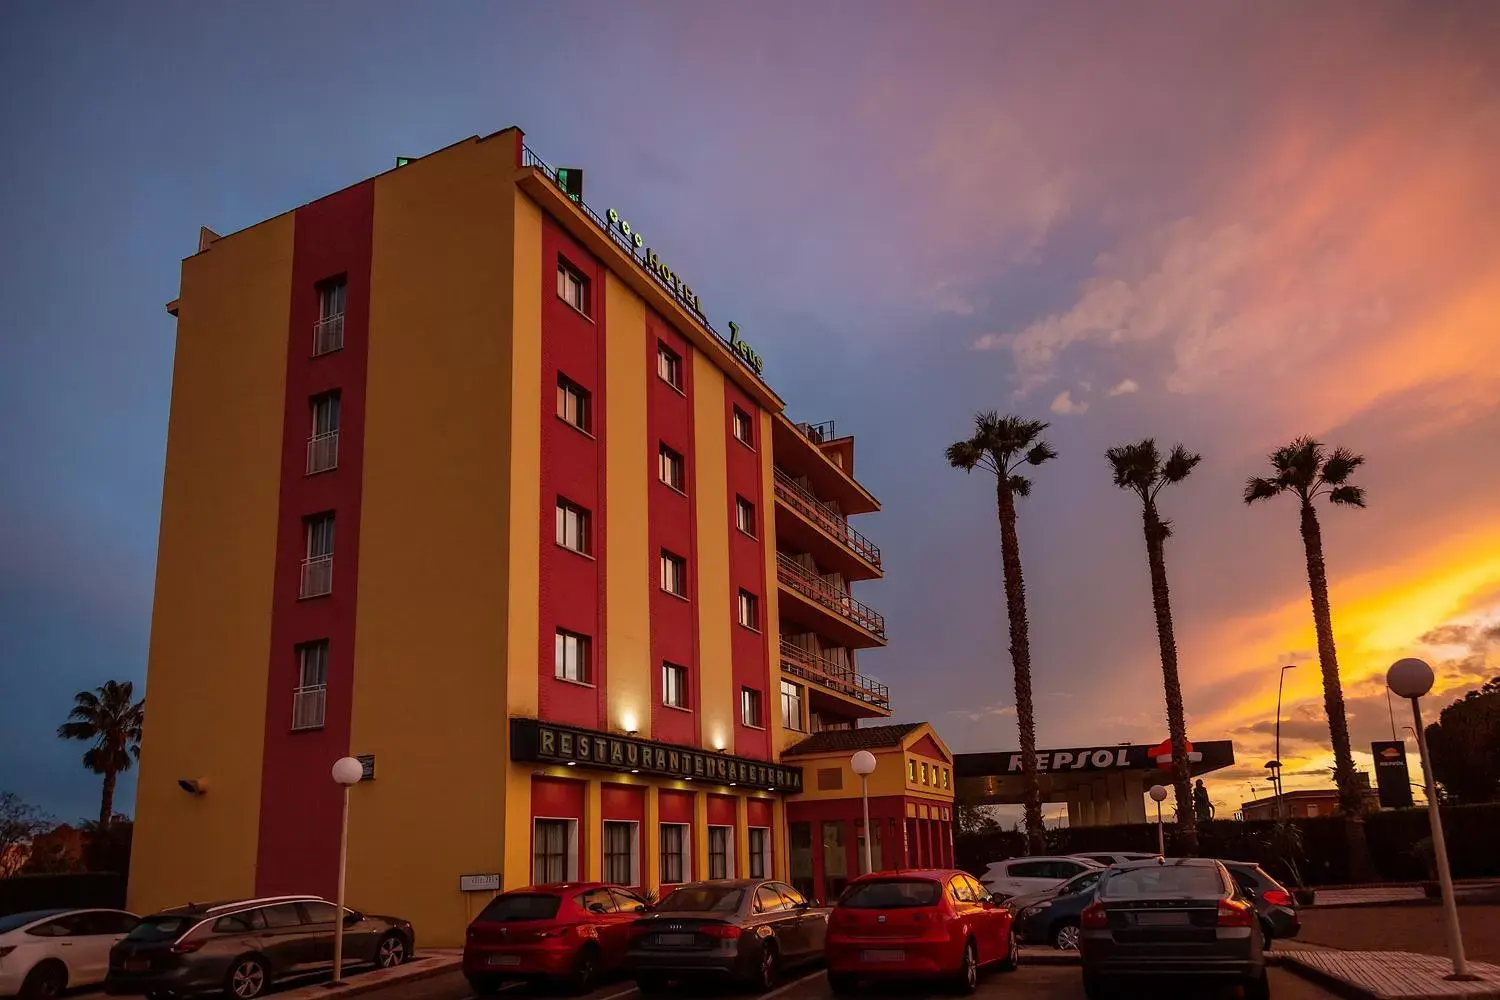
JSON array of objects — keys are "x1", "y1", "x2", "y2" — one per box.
[
  {"x1": 1262, "y1": 889, "x2": 1294, "y2": 907},
  {"x1": 1217, "y1": 900, "x2": 1255, "y2": 927},
  {"x1": 169, "y1": 939, "x2": 206, "y2": 954},
  {"x1": 700, "y1": 924, "x2": 742, "y2": 939},
  {"x1": 1080, "y1": 902, "x2": 1108, "y2": 929},
  {"x1": 573, "y1": 924, "x2": 597, "y2": 939}
]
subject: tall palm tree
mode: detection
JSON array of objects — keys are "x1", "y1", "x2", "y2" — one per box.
[
  {"x1": 57, "y1": 680, "x2": 145, "y2": 830},
  {"x1": 1244, "y1": 437, "x2": 1366, "y2": 816},
  {"x1": 1106, "y1": 439, "x2": 1202, "y2": 855},
  {"x1": 946, "y1": 412, "x2": 1057, "y2": 854}
]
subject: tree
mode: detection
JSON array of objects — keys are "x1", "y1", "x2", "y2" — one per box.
[
  {"x1": 946, "y1": 412, "x2": 1057, "y2": 854},
  {"x1": 1244, "y1": 438, "x2": 1366, "y2": 816},
  {"x1": 57, "y1": 680, "x2": 145, "y2": 831},
  {"x1": 0, "y1": 791, "x2": 54, "y2": 877},
  {"x1": 1106, "y1": 438, "x2": 1203, "y2": 854},
  {"x1": 1425, "y1": 676, "x2": 1500, "y2": 804}
]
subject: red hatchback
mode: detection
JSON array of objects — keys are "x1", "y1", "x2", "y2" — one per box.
[
  {"x1": 463, "y1": 883, "x2": 650, "y2": 994},
  {"x1": 825, "y1": 869, "x2": 1019, "y2": 995}
]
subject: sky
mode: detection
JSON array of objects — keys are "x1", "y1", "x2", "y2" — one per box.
[{"x1": 2, "y1": 1, "x2": 1498, "y2": 824}]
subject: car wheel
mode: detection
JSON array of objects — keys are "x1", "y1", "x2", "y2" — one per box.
[
  {"x1": 1245, "y1": 971, "x2": 1271, "y2": 1000},
  {"x1": 466, "y1": 975, "x2": 505, "y2": 996},
  {"x1": 225, "y1": 955, "x2": 268, "y2": 1000},
  {"x1": 1053, "y1": 921, "x2": 1082, "y2": 951},
  {"x1": 568, "y1": 945, "x2": 599, "y2": 995},
  {"x1": 375, "y1": 933, "x2": 407, "y2": 968},
  {"x1": 950, "y1": 939, "x2": 979, "y2": 996},
  {"x1": 827, "y1": 971, "x2": 858, "y2": 995},
  {"x1": 20, "y1": 961, "x2": 67, "y2": 1000},
  {"x1": 1081, "y1": 971, "x2": 1111, "y2": 1000},
  {"x1": 998, "y1": 929, "x2": 1020, "y2": 971},
  {"x1": 752, "y1": 942, "x2": 778, "y2": 992}
]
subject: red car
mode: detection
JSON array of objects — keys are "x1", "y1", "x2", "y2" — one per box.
[
  {"x1": 463, "y1": 883, "x2": 650, "y2": 994},
  {"x1": 825, "y1": 869, "x2": 1019, "y2": 995}
]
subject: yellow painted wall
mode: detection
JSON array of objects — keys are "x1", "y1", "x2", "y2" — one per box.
[
  {"x1": 129, "y1": 216, "x2": 293, "y2": 914},
  {"x1": 691, "y1": 357, "x2": 734, "y2": 751},
  {"x1": 346, "y1": 136, "x2": 523, "y2": 948}
]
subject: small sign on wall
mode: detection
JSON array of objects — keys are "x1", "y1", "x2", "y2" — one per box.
[
  {"x1": 356, "y1": 755, "x2": 376, "y2": 781},
  {"x1": 460, "y1": 873, "x2": 501, "y2": 893}
]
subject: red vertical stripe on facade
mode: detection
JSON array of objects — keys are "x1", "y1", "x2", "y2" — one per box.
[
  {"x1": 724, "y1": 389, "x2": 771, "y2": 760},
  {"x1": 539, "y1": 217, "x2": 607, "y2": 729},
  {"x1": 256, "y1": 181, "x2": 375, "y2": 897},
  {"x1": 647, "y1": 317, "x2": 699, "y2": 747}
]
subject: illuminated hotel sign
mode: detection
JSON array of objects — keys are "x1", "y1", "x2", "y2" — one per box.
[{"x1": 510, "y1": 719, "x2": 802, "y2": 793}]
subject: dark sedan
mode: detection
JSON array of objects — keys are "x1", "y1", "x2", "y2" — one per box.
[
  {"x1": 1010, "y1": 866, "x2": 1106, "y2": 950},
  {"x1": 1221, "y1": 860, "x2": 1301, "y2": 946},
  {"x1": 1078, "y1": 858, "x2": 1267, "y2": 1000},
  {"x1": 626, "y1": 880, "x2": 828, "y2": 993}
]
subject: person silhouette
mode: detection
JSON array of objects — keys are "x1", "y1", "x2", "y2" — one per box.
[{"x1": 1193, "y1": 779, "x2": 1215, "y2": 823}]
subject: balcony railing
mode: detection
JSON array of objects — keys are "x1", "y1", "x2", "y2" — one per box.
[
  {"x1": 313, "y1": 314, "x2": 345, "y2": 356},
  {"x1": 776, "y1": 554, "x2": 886, "y2": 640},
  {"x1": 797, "y1": 420, "x2": 837, "y2": 443},
  {"x1": 300, "y1": 554, "x2": 333, "y2": 598},
  {"x1": 306, "y1": 430, "x2": 340, "y2": 475},
  {"x1": 780, "y1": 640, "x2": 890, "y2": 710},
  {"x1": 774, "y1": 468, "x2": 881, "y2": 567},
  {"x1": 291, "y1": 684, "x2": 327, "y2": 730}
]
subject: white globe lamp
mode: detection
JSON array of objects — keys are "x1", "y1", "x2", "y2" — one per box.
[
  {"x1": 330, "y1": 756, "x2": 364, "y2": 983},
  {"x1": 1148, "y1": 784, "x2": 1168, "y2": 856},
  {"x1": 851, "y1": 751, "x2": 878, "y2": 875}
]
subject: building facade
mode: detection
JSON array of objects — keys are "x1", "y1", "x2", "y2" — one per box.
[{"x1": 130, "y1": 128, "x2": 926, "y2": 946}]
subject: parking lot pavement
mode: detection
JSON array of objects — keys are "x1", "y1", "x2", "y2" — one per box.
[{"x1": 762, "y1": 964, "x2": 1341, "y2": 999}]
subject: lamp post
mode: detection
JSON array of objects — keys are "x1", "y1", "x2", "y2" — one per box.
[
  {"x1": 1274, "y1": 664, "x2": 1295, "y2": 821},
  {"x1": 1148, "y1": 785, "x2": 1168, "y2": 856},
  {"x1": 1387, "y1": 658, "x2": 1476, "y2": 982},
  {"x1": 330, "y1": 756, "x2": 365, "y2": 986},
  {"x1": 851, "y1": 751, "x2": 877, "y2": 875}
]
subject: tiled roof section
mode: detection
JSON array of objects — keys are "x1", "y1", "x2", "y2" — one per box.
[{"x1": 782, "y1": 723, "x2": 924, "y2": 756}]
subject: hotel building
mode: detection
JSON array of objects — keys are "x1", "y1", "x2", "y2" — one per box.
[{"x1": 129, "y1": 128, "x2": 954, "y2": 945}]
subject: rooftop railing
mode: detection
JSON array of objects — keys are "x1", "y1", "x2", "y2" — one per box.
[
  {"x1": 773, "y1": 468, "x2": 881, "y2": 568},
  {"x1": 780, "y1": 640, "x2": 890, "y2": 711},
  {"x1": 775, "y1": 553, "x2": 886, "y2": 640}
]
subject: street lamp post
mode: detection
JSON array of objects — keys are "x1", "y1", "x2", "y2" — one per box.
[
  {"x1": 330, "y1": 757, "x2": 365, "y2": 986},
  {"x1": 1148, "y1": 785, "x2": 1168, "y2": 856},
  {"x1": 1387, "y1": 658, "x2": 1476, "y2": 982},
  {"x1": 851, "y1": 751, "x2": 877, "y2": 875},
  {"x1": 1274, "y1": 664, "x2": 1296, "y2": 821}
]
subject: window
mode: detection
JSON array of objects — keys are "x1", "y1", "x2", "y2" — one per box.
[
  {"x1": 662, "y1": 661, "x2": 688, "y2": 709},
  {"x1": 737, "y1": 589, "x2": 759, "y2": 630},
  {"x1": 943, "y1": 768, "x2": 951, "y2": 789},
  {"x1": 657, "y1": 342, "x2": 683, "y2": 389},
  {"x1": 660, "y1": 550, "x2": 687, "y2": 596},
  {"x1": 732, "y1": 406, "x2": 754, "y2": 447},
  {"x1": 740, "y1": 687, "x2": 763, "y2": 728},
  {"x1": 753, "y1": 885, "x2": 784, "y2": 914},
  {"x1": 609, "y1": 888, "x2": 649, "y2": 913},
  {"x1": 292, "y1": 640, "x2": 328, "y2": 731},
  {"x1": 556, "y1": 499, "x2": 591, "y2": 555},
  {"x1": 603, "y1": 822, "x2": 638, "y2": 887},
  {"x1": 577, "y1": 888, "x2": 615, "y2": 914},
  {"x1": 658, "y1": 444, "x2": 685, "y2": 491},
  {"x1": 921, "y1": 762, "x2": 930, "y2": 785},
  {"x1": 735, "y1": 496, "x2": 756, "y2": 536},
  {"x1": 213, "y1": 910, "x2": 265, "y2": 934},
  {"x1": 660, "y1": 824, "x2": 689, "y2": 884},
  {"x1": 708, "y1": 826, "x2": 732, "y2": 880},
  {"x1": 557, "y1": 375, "x2": 591, "y2": 433},
  {"x1": 300, "y1": 514, "x2": 335, "y2": 598},
  {"x1": 908, "y1": 758, "x2": 917, "y2": 782},
  {"x1": 822, "y1": 820, "x2": 848, "y2": 898},
  {"x1": 555, "y1": 629, "x2": 591, "y2": 684},
  {"x1": 557, "y1": 259, "x2": 589, "y2": 315},
  {"x1": 307, "y1": 392, "x2": 340, "y2": 474},
  {"x1": 306, "y1": 513, "x2": 335, "y2": 558},
  {"x1": 859, "y1": 820, "x2": 884, "y2": 874},
  {"x1": 298, "y1": 902, "x2": 338, "y2": 926},
  {"x1": 261, "y1": 904, "x2": 303, "y2": 930},
  {"x1": 748, "y1": 827, "x2": 771, "y2": 879},
  {"x1": 313, "y1": 278, "x2": 346, "y2": 355},
  {"x1": 534, "y1": 818, "x2": 577, "y2": 883},
  {"x1": 780, "y1": 679, "x2": 804, "y2": 732}
]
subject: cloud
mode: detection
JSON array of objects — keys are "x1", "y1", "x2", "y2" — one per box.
[
  {"x1": 1106, "y1": 378, "x2": 1139, "y2": 397},
  {"x1": 1050, "y1": 390, "x2": 1089, "y2": 415},
  {"x1": 949, "y1": 702, "x2": 1017, "y2": 724}
]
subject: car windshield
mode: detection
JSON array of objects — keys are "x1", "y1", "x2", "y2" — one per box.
[
  {"x1": 125, "y1": 915, "x2": 197, "y2": 942},
  {"x1": 838, "y1": 879, "x2": 942, "y2": 909},
  {"x1": 0, "y1": 910, "x2": 65, "y2": 934},
  {"x1": 477, "y1": 894, "x2": 562, "y2": 922},
  {"x1": 656, "y1": 886, "x2": 744, "y2": 913},
  {"x1": 1060, "y1": 872, "x2": 1101, "y2": 896},
  {"x1": 1100, "y1": 864, "x2": 1225, "y2": 899}
]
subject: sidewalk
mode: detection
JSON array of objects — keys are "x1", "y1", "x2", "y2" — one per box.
[
  {"x1": 1281, "y1": 951, "x2": 1500, "y2": 999},
  {"x1": 275, "y1": 952, "x2": 462, "y2": 1000}
]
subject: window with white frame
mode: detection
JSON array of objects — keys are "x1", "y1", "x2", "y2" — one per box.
[
  {"x1": 708, "y1": 826, "x2": 733, "y2": 880},
  {"x1": 556, "y1": 498, "x2": 591, "y2": 555},
  {"x1": 741, "y1": 687, "x2": 763, "y2": 728},
  {"x1": 603, "y1": 821, "x2": 638, "y2": 887},
  {"x1": 555, "y1": 629, "x2": 591, "y2": 684},
  {"x1": 557, "y1": 375, "x2": 591, "y2": 433},
  {"x1": 307, "y1": 392, "x2": 341, "y2": 474},
  {"x1": 319, "y1": 278, "x2": 347, "y2": 321},
  {"x1": 533, "y1": 818, "x2": 578, "y2": 883},
  {"x1": 657, "y1": 342, "x2": 682, "y2": 390},
  {"x1": 658, "y1": 444, "x2": 685, "y2": 491},
  {"x1": 300, "y1": 513, "x2": 335, "y2": 598},
  {"x1": 735, "y1": 496, "x2": 756, "y2": 536},
  {"x1": 748, "y1": 827, "x2": 771, "y2": 879},
  {"x1": 660, "y1": 550, "x2": 687, "y2": 597},
  {"x1": 291, "y1": 640, "x2": 328, "y2": 730},
  {"x1": 781, "y1": 679, "x2": 804, "y2": 732},
  {"x1": 660, "y1": 823, "x2": 690, "y2": 884},
  {"x1": 306, "y1": 513, "x2": 335, "y2": 559},
  {"x1": 737, "y1": 589, "x2": 759, "y2": 630},
  {"x1": 662, "y1": 661, "x2": 688, "y2": 709},
  {"x1": 557, "y1": 259, "x2": 589, "y2": 315},
  {"x1": 732, "y1": 406, "x2": 754, "y2": 446}
]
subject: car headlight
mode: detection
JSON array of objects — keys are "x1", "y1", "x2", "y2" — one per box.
[{"x1": 1019, "y1": 901, "x2": 1051, "y2": 919}]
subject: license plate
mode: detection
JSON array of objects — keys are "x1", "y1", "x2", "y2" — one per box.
[
  {"x1": 861, "y1": 949, "x2": 906, "y2": 962},
  {"x1": 1135, "y1": 912, "x2": 1189, "y2": 926},
  {"x1": 124, "y1": 960, "x2": 150, "y2": 972},
  {"x1": 486, "y1": 955, "x2": 521, "y2": 967},
  {"x1": 655, "y1": 933, "x2": 695, "y2": 946}
]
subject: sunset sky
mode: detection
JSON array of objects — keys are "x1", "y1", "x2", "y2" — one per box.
[{"x1": 2, "y1": 1, "x2": 1497, "y2": 822}]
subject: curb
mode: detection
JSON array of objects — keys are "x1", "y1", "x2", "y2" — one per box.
[{"x1": 277, "y1": 956, "x2": 461, "y2": 1000}]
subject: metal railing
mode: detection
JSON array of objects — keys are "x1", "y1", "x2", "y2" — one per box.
[
  {"x1": 775, "y1": 554, "x2": 886, "y2": 639},
  {"x1": 313, "y1": 314, "x2": 345, "y2": 356},
  {"x1": 773, "y1": 468, "x2": 881, "y2": 567},
  {"x1": 306, "y1": 430, "x2": 339, "y2": 475},
  {"x1": 291, "y1": 684, "x2": 327, "y2": 730},
  {"x1": 797, "y1": 420, "x2": 837, "y2": 443},
  {"x1": 300, "y1": 555, "x2": 333, "y2": 598},
  {"x1": 780, "y1": 641, "x2": 890, "y2": 710}
]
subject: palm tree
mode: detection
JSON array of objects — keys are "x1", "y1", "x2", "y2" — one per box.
[
  {"x1": 1106, "y1": 439, "x2": 1202, "y2": 855},
  {"x1": 946, "y1": 412, "x2": 1057, "y2": 854},
  {"x1": 57, "y1": 681, "x2": 145, "y2": 830},
  {"x1": 1244, "y1": 438, "x2": 1366, "y2": 816}
]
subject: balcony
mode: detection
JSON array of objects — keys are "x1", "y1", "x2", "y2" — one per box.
[
  {"x1": 300, "y1": 555, "x2": 333, "y2": 599},
  {"x1": 781, "y1": 640, "x2": 890, "y2": 713},
  {"x1": 291, "y1": 684, "x2": 326, "y2": 730},
  {"x1": 771, "y1": 414, "x2": 878, "y2": 516},
  {"x1": 774, "y1": 468, "x2": 880, "y2": 575},
  {"x1": 306, "y1": 430, "x2": 340, "y2": 475},
  {"x1": 313, "y1": 314, "x2": 345, "y2": 356},
  {"x1": 776, "y1": 553, "x2": 886, "y2": 646}
]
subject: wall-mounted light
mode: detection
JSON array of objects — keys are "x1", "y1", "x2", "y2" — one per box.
[{"x1": 177, "y1": 778, "x2": 208, "y2": 796}]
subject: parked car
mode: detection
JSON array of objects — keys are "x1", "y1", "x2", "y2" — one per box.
[
  {"x1": 106, "y1": 895, "x2": 412, "y2": 999},
  {"x1": 0, "y1": 908, "x2": 139, "y2": 999},
  {"x1": 463, "y1": 883, "x2": 649, "y2": 995},
  {"x1": 825, "y1": 869, "x2": 1018, "y2": 996},
  {"x1": 627, "y1": 880, "x2": 826, "y2": 993},
  {"x1": 1070, "y1": 852, "x2": 1161, "y2": 867},
  {"x1": 979, "y1": 856, "x2": 1101, "y2": 900},
  {"x1": 1009, "y1": 866, "x2": 1107, "y2": 950},
  {"x1": 1078, "y1": 858, "x2": 1267, "y2": 1000},
  {"x1": 1220, "y1": 861, "x2": 1301, "y2": 947}
]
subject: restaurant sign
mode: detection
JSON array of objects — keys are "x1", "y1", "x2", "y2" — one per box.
[
  {"x1": 510, "y1": 718, "x2": 802, "y2": 794},
  {"x1": 1006, "y1": 746, "x2": 1138, "y2": 773}
]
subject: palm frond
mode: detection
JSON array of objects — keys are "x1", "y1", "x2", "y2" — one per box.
[
  {"x1": 1008, "y1": 475, "x2": 1033, "y2": 498},
  {"x1": 1161, "y1": 444, "x2": 1202, "y2": 484},
  {"x1": 1328, "y1": 485, "x2": 1366, "y2": 508},
  {"x1": 1024, "y1": 441, "x2": 1058, "y2": 467},
  {"x1": 945, "y1": 439, "x2": 983, "y2": 473},
  {"x1": 1320, "y1": 446, "x2": 1365, "y2": 486},
  {"x1": 57, "y1": 721, "x2": 97, "y2": 740},
  {"x1": 1106, "y1": 440, "x2": 1159, "y2": 496},
  {"x1": 1270, "y1": 437, "x2": 1322, "y2": 492},
  {"x1": 1243, "y1": 476, "x2": 1282, "y2": 504}
]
